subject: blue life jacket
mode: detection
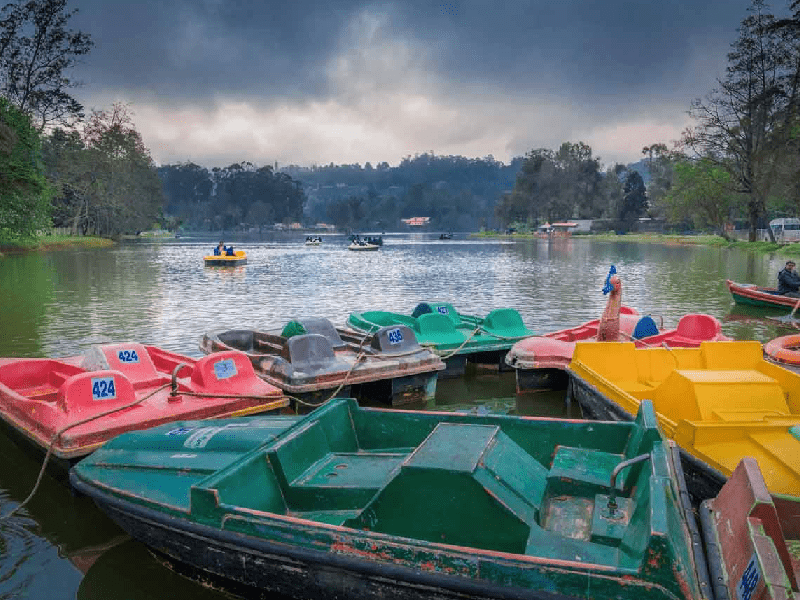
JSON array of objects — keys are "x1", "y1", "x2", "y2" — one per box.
[
  {"x1": 225, "y1": 246, "x2": 235, "y2": 256},
  {"x1": 213, "y1": 247, "x2": 221, "y2": 255}
]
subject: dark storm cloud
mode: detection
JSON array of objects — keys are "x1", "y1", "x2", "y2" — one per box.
[
  {"x1": 61, "y1": 0, "x2": 756, "y2": 166},
  {"x1": 70, "y1": 0, "x2": 366, "y2": 100},
  {"x1": 70, "y1": 0, "x2": 747, "y2": 103}
]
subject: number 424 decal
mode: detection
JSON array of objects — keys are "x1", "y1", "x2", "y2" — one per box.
[{"x1": 91, "y1": 376, "x2": 117, "y2": 400}]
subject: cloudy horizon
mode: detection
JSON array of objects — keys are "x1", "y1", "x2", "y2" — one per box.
[{"x1": 67, "y1": 0, "x2": 752, "y2": 169}]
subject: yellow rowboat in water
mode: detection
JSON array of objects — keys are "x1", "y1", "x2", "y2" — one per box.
[
  {"x1": 204, "y1": 250, "x2": 247, "y2": 266},
  {"x1": 567, "y1": 340, "x2": 800, "y2": 501}
]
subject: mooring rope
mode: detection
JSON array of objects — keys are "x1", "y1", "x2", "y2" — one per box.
[{"x1": 1, "y1": 381, "x2": 172, "y2": 520}]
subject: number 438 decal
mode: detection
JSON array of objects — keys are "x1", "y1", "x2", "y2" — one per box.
[{"x1": 91, "y1": 376, "x2": 117, "y2": 400}]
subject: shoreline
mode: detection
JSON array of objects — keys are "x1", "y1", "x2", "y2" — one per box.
[
  {"x1": 471, "y1": 231, "x2": 800, "y2": 255},
  {"x1": 0, "y1": 235, "x2": 115, "y2": 257}
]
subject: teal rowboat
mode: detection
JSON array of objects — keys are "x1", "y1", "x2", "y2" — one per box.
[
  {"x1": 71, "y1": 398, "x2": 713, "y2": 600},
  {"x1": 347, "y1": 302, "x2": 534, "y2": 376}
]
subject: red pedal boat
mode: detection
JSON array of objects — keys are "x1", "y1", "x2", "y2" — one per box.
[
  {"x1": 0, "y1": 343, "x2": 288, "y2": 462},
  {"x1": 506, "y1": 272, "x2": 730, "y2": 391}
]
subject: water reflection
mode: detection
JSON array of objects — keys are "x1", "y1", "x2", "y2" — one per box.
[{"x1": 0, "y1": 233, "x2": 796, "y2": 599}]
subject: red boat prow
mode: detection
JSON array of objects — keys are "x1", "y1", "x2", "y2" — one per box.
[
  {"x1": 701, "y1": 457, "x2": 800, "y2": 600},
  {"x1": 0, "y1": 343, "x2": 288, "y2": 460}
]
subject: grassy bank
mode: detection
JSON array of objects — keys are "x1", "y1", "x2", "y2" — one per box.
[
  {"x1": 473, "y1": 231, "x2": 799, "y2": 255},
  {"x1": 0, "y1": 235, "x2": 114, "y2": 256}
]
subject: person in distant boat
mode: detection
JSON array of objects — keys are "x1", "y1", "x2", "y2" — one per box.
[
  {"x1": 778, "y1": 260, "x2": 800, "y2": 297},
  {"x1": 213, "y1": 240, "x2": 225, "y2": 256}
]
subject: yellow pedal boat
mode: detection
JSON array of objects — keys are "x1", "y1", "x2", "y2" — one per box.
[
  {"x1": 567, "y1": 340, "x2": 800, "y2": 501},
  {"x1": 204, "y1": 250, "x2": 247, "y2": 266}
]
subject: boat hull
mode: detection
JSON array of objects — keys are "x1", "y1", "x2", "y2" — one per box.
[
  {"x1": 71, "y1": 398, "x2": 712, "y2": 600},
  {"x1": 726, "y1": 279, "x2": 800, "y2": 308},
  {"x1": 204, "y1": 250, "x2": 247, "y2": 266},
  {"x1": 85, "y1": 492, "x2": 583, "y2": 600}
]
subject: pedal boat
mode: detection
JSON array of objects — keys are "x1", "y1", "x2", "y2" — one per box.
[
  {"x1": 567, "y1": 340, "x2": 800, "y2": 501},
  {"x1": 71, "y1": 397, "x2": 713, "y2": 600},
  {"x1": 347, "y1": 302, "x2": 534, "y2": 377},
  {"x1": 347, "y1": 241, "x2": 380, "y2": 251},
  {"x1": 507, "y1": 272, "x2": 730, "y2": 392},
  {"x1": 726, "y1": 279, "x2": 800, "y2": 309},
  {"x1": 204, "y1": 250, "x2": 247, "y2": 266},
  {"x1": 507, "y1": 312, "x2": 729, "y2": 392},
  {"x1": 200, "y1": 318, "x2": 445, "y2": 407},
  {"x1": 699, "y1": 457, "x2": 800, "y2": 600},
  {"x1": 0, "y1": 343, "x2": 287, "y2": 463}
]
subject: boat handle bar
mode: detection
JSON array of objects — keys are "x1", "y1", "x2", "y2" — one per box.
[
  {"x1": 170, "y1": 362, "x2": 192, "y2": 397},
  {"x1": 607, "y1": 453, "x2": 651, "y2": 514}
]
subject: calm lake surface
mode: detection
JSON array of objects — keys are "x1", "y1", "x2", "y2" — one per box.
[{"x1": 0, "y1": 232, "x2": 796, "y2": 599}]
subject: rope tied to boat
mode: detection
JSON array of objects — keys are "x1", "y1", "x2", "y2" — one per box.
[
  {"x1": 1, "y1": 381, "x2": 172, "y2": 521},
  {"x1": 290, "y1": 330, "x2": 378, "y2": 410}
]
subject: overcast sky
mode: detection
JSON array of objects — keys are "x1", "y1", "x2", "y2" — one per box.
[{"x1": 67, "y1": 0, "x2": 753, "y2": 169}]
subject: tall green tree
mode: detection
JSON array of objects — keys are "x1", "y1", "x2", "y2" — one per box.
[
  {"x1": 684, "y1": 0, "x2": 793, "y2": 241},
  {"x1": 0, "y1": 0, "x2": 93, "y2": 129},
  {"x1": 0, "y1": 96, "x2": 50, "y2": 240},
  {"x1": 619, "y1": 171, "x2": 647, "y2": 232}
]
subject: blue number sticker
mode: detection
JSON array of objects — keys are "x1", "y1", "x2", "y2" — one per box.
[
  {"x1": 117, "y1": 349, "x2": 140, "y2": 363},
  {"x1": 213, "y1": 358, "x2": 237, "y2": 380},
  {"x1": 437, "y1": 306, "x2": 449, "y2": 314},
  {"x1": 736, "y1": 554, "x2": 761, "y2": 600},
  {"x1": 91, "y1": 376, "x2": 117, "y2": 400},
  {"x1": 387, "y1": 328, "x2": 404, "y2": 345}
]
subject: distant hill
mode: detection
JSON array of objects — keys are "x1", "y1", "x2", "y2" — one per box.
[{"x1": 625, "y1": 159, "x2": 652, "y2": 186}]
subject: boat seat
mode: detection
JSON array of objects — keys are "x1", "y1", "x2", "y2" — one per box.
[
  {"x1": 294, "y1": 318, "x2": 347, "y2": 350},
  {"x1": 547, "y1": 447, "x2": 626, "y2": 497},
  {"x1": 416, "y1": 302, "x2": 463, "y2": 326},
  {"x1": 416, "y1": 313, "x2": 465, "y2": 346},
  {"x1": 652, "y1": 369, "x2": 790, "y2": 422},
  {"x1": 675, "y1": 313, "x2": 722, "y2": 340},
  {"x1": 402, "y1": 423, "x2": 549, "y2": 518},
  {"x1": 268, "y1": 419, "x2": 403, "y2": 511},
  {"x1": 547, "y1": 400, "x2": 660, "y2": 497},
  {"x1": 80, "y1": 343, "x2": 165, "y2": 389},
  {"x1": 482, "y1": 308, "x2": 532, "y2": 338}
]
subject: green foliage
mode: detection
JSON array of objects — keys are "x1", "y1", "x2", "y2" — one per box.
[
  {"x1": 619, "y1": 171, "x2": 647, "y2": 230},
  {"x1": 0, "y1": 0, "x2": 93, "y2": 129},
  {"x1": 0, "y1": 96, "x2": 51, "y2": 241},
  {"x1": 662, "y1": 158, "x2": 740, "y2": 235},
  {"x1": 158, "y1": 161, "x2": 304, "y2": 231},
  {"x1": 495, "y1": 143, "x2": 604, "y2": 228},
  {"x1": 41, "y1": 102, "x2": 165, "y2": 236}
]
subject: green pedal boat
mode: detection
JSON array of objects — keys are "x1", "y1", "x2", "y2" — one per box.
[
  {"x1": 71, "y1": 398, "x2": 713, "y2": 600},
  {"x1": 347, "y1": 302, "x2": 534, "y2": 377}
]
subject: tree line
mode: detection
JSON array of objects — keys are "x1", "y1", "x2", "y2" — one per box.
[{"x1": 156, "y1": 153, "x2": 521, "y2": 232}]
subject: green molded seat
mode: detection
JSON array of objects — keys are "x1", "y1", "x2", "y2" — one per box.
[{"x1": 481, "y1": 308, "x2": 533, "y2": 339}]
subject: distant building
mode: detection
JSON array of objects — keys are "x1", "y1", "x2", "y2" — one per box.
[{"x1": 402, "y1": 217, "x2": 431, "y2": 227}]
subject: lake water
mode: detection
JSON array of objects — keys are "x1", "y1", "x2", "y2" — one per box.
[{"x1": 0, "y1": 232, "x2": 795, "y2": 599}]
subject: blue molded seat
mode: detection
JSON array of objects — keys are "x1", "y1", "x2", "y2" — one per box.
[{"x1": 632, "y1": 315, "x2": 659, "y2": 339}]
